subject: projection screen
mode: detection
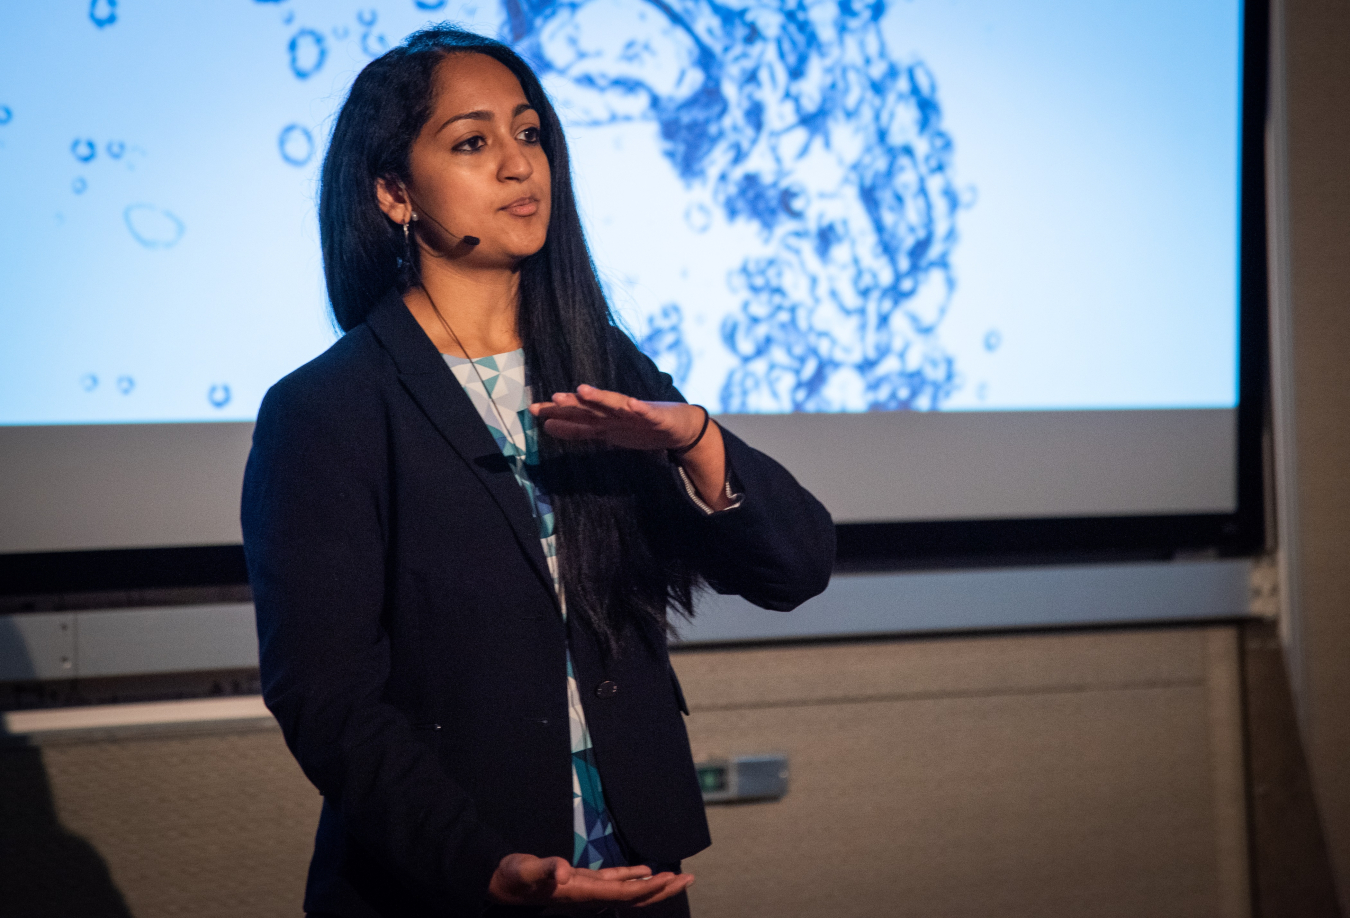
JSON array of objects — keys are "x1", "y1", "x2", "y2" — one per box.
[{"x1": 0, "y1": 0, "x2": 1264, "y2": 581}]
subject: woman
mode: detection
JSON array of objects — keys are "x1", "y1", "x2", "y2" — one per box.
[{"x1": 241, "y1": 24, "x2": 835, "y2": 918}]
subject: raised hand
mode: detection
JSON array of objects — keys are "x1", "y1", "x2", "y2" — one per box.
[
  {"x1": 529, "y1": 384, "x2": 705, "y2": 452},
  {"x1": 487, "y1": 852, "x2": 694, "y2": 909},
  {"x1": 530, "y1": 385, "x2": 733, "y2": 510}
]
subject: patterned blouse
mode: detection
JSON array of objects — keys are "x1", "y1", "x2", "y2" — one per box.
[{"x1": 444, "y1": 349, "x2": 626, "y2": 870}]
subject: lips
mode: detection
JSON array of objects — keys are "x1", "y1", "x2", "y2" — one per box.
[{"x1": 503, "y1": 196, "x2": 539, "y2": 216}]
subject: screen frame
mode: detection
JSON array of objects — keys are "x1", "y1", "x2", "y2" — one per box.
[{"x1": 0, "y1": 0, "x2": 1270, "y2": 598}]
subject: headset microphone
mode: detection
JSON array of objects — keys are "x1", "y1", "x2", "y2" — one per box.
[{"x1": 400, "y1": 181, "x2": 479, "y2": 247}]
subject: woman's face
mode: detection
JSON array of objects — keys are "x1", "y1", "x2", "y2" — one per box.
[{"x1": 387, "y1": 52, "x2": 552, "y2": 267}]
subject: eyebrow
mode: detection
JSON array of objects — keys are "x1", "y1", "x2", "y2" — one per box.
[{"x1": 436, "y1": 102, "x2": 536, "y2": 135}]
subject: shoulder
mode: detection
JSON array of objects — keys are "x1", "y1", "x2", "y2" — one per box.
[{"x1": 257, "y1": 324, "x2": 391, "y2": 438}]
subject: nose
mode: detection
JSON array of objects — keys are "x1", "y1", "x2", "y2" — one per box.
[{"x1": 498, "y1": 133, "x2": 534, "y2": 183}]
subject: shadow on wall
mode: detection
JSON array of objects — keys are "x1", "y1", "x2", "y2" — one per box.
[{"x1": 0, "y1": 616, "x2": 132, "y2": 918}]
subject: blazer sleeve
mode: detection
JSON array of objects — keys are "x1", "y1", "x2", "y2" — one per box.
[
  {"x1": 612, "y1": 330, "x2": 837, "y2": 611},
  {"x1": 241, "y1": 371, "x2": 512, "y2": 914}
]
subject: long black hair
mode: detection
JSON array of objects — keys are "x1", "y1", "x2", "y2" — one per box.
[{"x1": 319, "y1": 23, "x2": 699, "y2": 652}]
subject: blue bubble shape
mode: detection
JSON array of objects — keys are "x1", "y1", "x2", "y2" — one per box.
[
  {"x1": 983, "y1": 329, "x2": 1002, "y2": 352},
  {"x1": 362, "y1": 30, "x2": 389, "y2": 57},
  {"x1": 332, "y1": 25, "x2": 349, "y2": 39},
  {"x1": 89, "y1": 0, "x2": 117, "y2": 28},
  {"x1": 71, "y1": 138, "x2": 96, "y2": 162},
  {"x1": 288, "y1": 29, "x2": 327, "y2": 79},
  {"x1": 116, "y1": 375, "x2": 135, "y2": 395},
  {"x1": 284, "y1": 11, "x2": 295, "y2": 25},
  {"x1": 278, "y1": 124, "x2": 314, "y2": 166},
  {"x1": 81, "y1": 373, "x2": 99, "y2": 392},
  {"x1": 415, "y1": 0, "x2": 448, "y2": 10},
  {"x1": 72, "y1": 177, "x2": 87, "y2": 194},
  {"x1": 208, "y1": 384, "x2": 232, "y2": 408},
  {"x1": 0, "y1": 106, "x2": 12, "y2": 125},
  {"x1": 106, "y1": 140, "x2": 125, "y2": 159},
  {"x1": 124, "y1": 204, "x2": 185, "y2": 249}
]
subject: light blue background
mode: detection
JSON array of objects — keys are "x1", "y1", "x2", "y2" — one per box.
[{"x1": 0, "y1": 0, "x2": 1241, "y2": 423}]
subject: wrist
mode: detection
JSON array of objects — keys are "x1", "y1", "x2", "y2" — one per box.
[{"x1": 668, "y1": 404, "x2": 710, "y2": 461}]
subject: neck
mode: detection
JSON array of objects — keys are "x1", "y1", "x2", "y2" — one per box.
[{"x1": 405, "y1": 253, "x2": 523, "y2": 358}]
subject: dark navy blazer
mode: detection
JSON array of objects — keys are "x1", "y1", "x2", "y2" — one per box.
[{"x1": 241, "y1": 289, "x2": 835, "y2": 917}]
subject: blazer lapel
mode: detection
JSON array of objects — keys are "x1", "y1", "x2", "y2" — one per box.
[{"x1": 364, "y1": 289, "x2": 558, "y2": 605}]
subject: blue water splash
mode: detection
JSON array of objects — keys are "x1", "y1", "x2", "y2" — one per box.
[
  {"x1": 278, "y1": 124, "x2": 314, "y2": 166},
  {"x1": 71, "y1": 138, "x2": 96, "y2": 162},
  {"x1": 124, "y1": 204, "x2": 185, "y2": 249},
  {"x1": 289, "y1": 29, "x2": 328, "y2": 79},
  {"x1": 636, "y1": 303, "x2": 693, "y2": 387},
  {"x1": 117, "y1": 375, "x2": 135, "y2": 395},
  {"x1": 208, "y1": 384, "x2": 232, "y2": 408},
  {"x1": 508, "y1": 0, "x2": 967, "y2": 412},
  {"x1": 90, "y1": 0, "x2": 117, "y2": 29},
  {"x1": 106, "y1": 140, "x2": 126, "y2": 159},
  {"x1": 356, "y1": 9, "x2": 389, "y2": 58}
]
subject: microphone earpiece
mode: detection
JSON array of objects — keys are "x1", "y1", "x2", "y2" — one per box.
[{"x1": 399, "y1": 181, "x2": 478, "y2": 247}]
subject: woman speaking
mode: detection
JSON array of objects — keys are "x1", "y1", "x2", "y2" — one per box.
[{"x1": 241, "y1": 23, "x2": 835, "y2": 918}]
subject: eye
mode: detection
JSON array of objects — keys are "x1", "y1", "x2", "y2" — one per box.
[
  {"x1": 453, "y1": 134, "x2": 486, "y2": 153},
  {"x1": 518, "y1": 125, "x2": 541, "y2": 145}
]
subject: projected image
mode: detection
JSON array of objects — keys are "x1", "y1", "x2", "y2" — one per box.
[
  {"x1": 0, "y1": 0, "x2": 1241, "y2": 424},
  {"x1": 511, "y1": 1, "x2": 962, "y2": 413}
]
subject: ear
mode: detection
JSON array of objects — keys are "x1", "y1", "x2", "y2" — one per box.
[{"x1": 375, "y1": 176, "x2": 414, "y2": 225}]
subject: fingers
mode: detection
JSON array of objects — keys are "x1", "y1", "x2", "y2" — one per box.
[
  {"x1": 541, "y1": 418, "x2": 605, "y2": 441},
  {"x1": 574, "y1": 384, "x2": 635, "y2": 414},
  {"x1": 630, "y1": 873, "x2": 695, "y2": 907},
  {"x1": 552, "y1": 870, "x2": 685, "y2": 905}
]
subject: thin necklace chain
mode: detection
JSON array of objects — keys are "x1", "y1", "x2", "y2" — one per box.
[{"x1": 415, "y1": 277, "x2": 527, "y2": 458}]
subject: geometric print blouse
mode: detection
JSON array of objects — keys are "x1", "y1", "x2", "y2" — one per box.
[{"x1": 443, "y1": 348, "x2": 627, "y2": 871}]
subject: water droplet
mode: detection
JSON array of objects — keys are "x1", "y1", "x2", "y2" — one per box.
[
  {"x1": 208, "y1": 384, "x2": 232, "y2": 408},
  {"x1": 415, "y1": 0, "x2": 448, "y2": 9},
  {"x1": 0, "y1": 106, "x2": 12, "y2": 125},
  {"x1": 983, "y1": 329, "x2": 1001, "y2": 352},
  {"x1": 283, "y1": 11, "x2": 294, "y2": 25},
  {"x1": 278, "y1": 124, "x2": 314, "y2": 166},
  {"x1": 81, "y1": 374, "x2": 99, "y2": 392},
  {"x1": 90, "y1": 0, "x2": 117, "y2": 28},
  {"x1": 124, "y1": 204, "x2": 186, "y2": 249},
  {"x1": 362, "y1": 30, "x2": 389, "y2": 58},
  {"x1": 116, "y1": 375, "x2": 135, "y2": 395},
  {"x1": 288, "y1": 29, "x2": 327, "y2": 80},
  {"x1": 106, "y1": 140, "x2": 125, "y2": 159},
  {"x1": 72, "y1": 177, "x2": 87, "y2": 194},
  {"x1": 684, "y1": 203, "x2": 712, "y2": 233},
  {"x1": 71, "y1": 138, "x2": 97, "y2": 162},
  {"x1": 332, "y1": 25, "x2": 349, "y2": 39},
  {"x1": 356, "y1": 9, "x2": 378, "y2": 27}
]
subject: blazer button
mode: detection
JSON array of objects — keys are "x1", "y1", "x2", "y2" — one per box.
[{"x1": 595, "y1": 680, "x2": 619, "y2": 699}]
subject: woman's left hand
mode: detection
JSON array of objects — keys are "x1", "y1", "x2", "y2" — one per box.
[
  {"x1": 529, "y1": 385, "x2": 705, "y2": 452},
  {"x1": 531, "y1": 385, "x2": 734, "y2": 510}
]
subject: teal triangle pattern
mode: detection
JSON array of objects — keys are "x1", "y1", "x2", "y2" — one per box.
[{"x1": 445, "y1": 348, "x2": 623, "y2": 869}]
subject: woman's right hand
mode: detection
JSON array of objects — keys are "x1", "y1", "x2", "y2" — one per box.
[{"x1": 487, "y1": 852, "x2": 694, "y2": 909}]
